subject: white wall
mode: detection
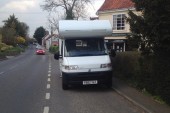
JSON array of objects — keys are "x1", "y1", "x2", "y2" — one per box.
[{"x1": 98, "y1": 9, "x2": 137, "y2": 34}]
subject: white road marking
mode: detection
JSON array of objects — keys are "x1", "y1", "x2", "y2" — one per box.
[
  {"x1": 48, "y1": 70, "x2": 51, "y2": 73},
  {"x1": 43, "y1": 106, "x2": 49, "y2": 113},
  {"x1": 48, "y1": 74, "x2": 51, "y2": 77},
  {"x1": 45, "y1": 93, "x2": 50, "y2": 100},
  {"x1": 47, "y1": 84, "x2": 50, "y2": 89},
  {"x1": 47, "y1": 78, "x2": 51, "y2": 82}
]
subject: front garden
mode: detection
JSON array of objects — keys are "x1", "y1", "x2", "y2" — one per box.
[{"x1": 0, "y1": 42, "x2": 26, "y2": 60}]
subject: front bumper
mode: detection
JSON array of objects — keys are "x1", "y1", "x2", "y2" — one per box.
[{"x1": 62, "y1": 71, "x2": 112, "y2": 85}]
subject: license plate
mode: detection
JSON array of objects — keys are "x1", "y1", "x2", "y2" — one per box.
[{"x1": 83, "y1": 80, "x2": 98, "y2": 85}]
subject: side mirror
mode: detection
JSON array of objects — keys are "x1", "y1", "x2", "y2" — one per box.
[
  {"x1": 54, "y1": 51, "x2": 60, "y2": 60},
  {"x1": 110, "y1": 49, "x2": 116, "y2": 57}
]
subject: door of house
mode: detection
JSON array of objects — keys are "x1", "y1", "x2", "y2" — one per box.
[{"x1": 115, "y1": 43, "x2": 124, "y2": 52}]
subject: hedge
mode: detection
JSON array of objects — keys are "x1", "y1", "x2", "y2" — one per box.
[
  {"x1": 0, "y1": 46, "x2": 24, "y2": 58},
  {"x1": 0, "y1": 52, "x2": 6, "y2": 59},
  {"x1": 49, "y1": 45, "x2": 59, "y2": 54},
  {"x1": 112, "y1": 51, "x2": 170, "y2": 105}
]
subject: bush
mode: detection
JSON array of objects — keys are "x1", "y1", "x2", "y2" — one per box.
[
  {"x1": 112, "y1": 52, "x2": 170, "y2": 105},
  {"x1": 0, "y1": 52, "x2": 6, "y2": 59},
  {"x1": 139, "y1": 56, "x2": 170, "y2": 105},
  {"x1": 49, "y1": 45, "x2": 59, "y2": 54},
  {"x1": 4, "y1": 47, "x2": 24, "y2": 56},
  {"x1": 1, "y1": 46, "x2": 8, "y2": 52},
  {"x1": 0, "y1": 43, "x2": 13, "y2": 52},
  {"x1": 0, "y1": 46, "x2": 23, "y2": 59},
  {"x1": 0, "y1": 43, "x2": 6, "y2": 49},
  {"x1": 112, "y1": 51, "x2": 140, "y2": 86}
]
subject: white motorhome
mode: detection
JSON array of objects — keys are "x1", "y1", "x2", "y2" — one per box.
[{"x1": 54, "y1": 20, "x2": 115, "y2": 90}]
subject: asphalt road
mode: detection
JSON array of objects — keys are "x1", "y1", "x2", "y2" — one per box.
[{"x1": 0, "y1": 46, "x2": 145, "y2": 113}]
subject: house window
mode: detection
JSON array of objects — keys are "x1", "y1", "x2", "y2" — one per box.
[{"x1": 113, "y1": 14, "x2": 126, "y2": 30}]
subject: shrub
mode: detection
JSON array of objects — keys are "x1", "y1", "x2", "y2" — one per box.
[
  {"x1": 112, "y1": 52, "x2": 170, "y2": 105},
  {"x1": 0, "y1": 52, "x2": 6, "y2": 59},
  {"x1": 0, "y1": 43, "x2": 13, "y2": 52},
  {"x1": 3, "y1": 46, "x2": 24, "y2": 56},
  {"x1": 16, "y1": 36, "x2": 26, "y2": 44},
  {"x1": 141, "y1": 56, "x2": 170, "y2": 105},
  {"x1": 0, "y1": 43, "x2": 7, "y2": 49},
  {"x1": 49, "y1": 45, "x2": 59, "y2": 54},
  {"x1": 1, "y1": 46, "x2": 8, "y2": 52},
  {"x1": 112, "y1": 51, "x2": 140, "y2": 86}
]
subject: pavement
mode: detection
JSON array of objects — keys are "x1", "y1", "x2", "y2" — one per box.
[{"x1": 112, "y1": 77, "x2": 170, "y2": 113}]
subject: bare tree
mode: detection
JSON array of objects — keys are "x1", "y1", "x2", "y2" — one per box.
[
  {"x1": 41, "y1": 0, "x2": 92, "y2": 20},
  {"x1": 47, "y1": 13, "x2": 63, "y2": 34}
]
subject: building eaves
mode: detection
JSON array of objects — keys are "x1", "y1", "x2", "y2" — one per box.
[
  {"x1": 98, "y1": 7, "x2": 135, "y2": 15},
  {"x1": 98, "y1": 0, "x2": 135, "y2": 12}
]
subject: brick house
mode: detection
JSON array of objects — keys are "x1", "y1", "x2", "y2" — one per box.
[{"x1": 97, "y1": 0, "x2": 135, "y2": 52}]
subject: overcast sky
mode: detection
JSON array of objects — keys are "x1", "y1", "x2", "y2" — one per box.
[{"x1": 0, "y1": 0, "x2": 104, "y2": 37}]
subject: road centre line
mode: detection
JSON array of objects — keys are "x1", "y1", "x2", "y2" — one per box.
[
  {"x1": 48, "y1": 70, "x2": 51, "y2": 73},
  {"x1": 47, "y1": 84, "x2": 50, "y2": 89},
  {"x1": 48, "y1": 74, "x2": 51, "y2": 77},
  {"x1": 47, "y1": 78, "x2": 51, "y2": 82},
  {"x1": 43, "y1": 106, "x2": 49, "y2": 113},
  {"x1": 45, "y1": 93, "x2": 50, "y2": 100}
]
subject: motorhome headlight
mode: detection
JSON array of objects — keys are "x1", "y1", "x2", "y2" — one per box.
[
  {"x1": 64, "y1": 65, "x2": 79, "y2": 70},
  {"x1": 100, "y1": 63, "x2": 112, "y2": 68}
]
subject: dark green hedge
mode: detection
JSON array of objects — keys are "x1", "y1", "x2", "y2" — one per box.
[
  {"x1": 0, "y1": 47, "x2": 24, "y2": 57},
  {"x1": 0, "y1": 52, "x2": 6, "y2": 59},
  {"x1": 111, "y1": 52, "x2": 140, "y2": 84},
  {"x1": 5, "y1": 47, "x2": 24, "y2": 56},
  {"x1": 112, "y1": 52, "x2": 170, "y2": 105}
]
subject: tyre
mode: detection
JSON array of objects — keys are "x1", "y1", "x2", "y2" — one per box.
[
  {"x1": 106, "y1": 79, "x2": 112, "y2": 88},
  {"x1": 62, "y1": 81, "x2": 69, "y2": 90},
  {"x1": 62, "y1": 73, "x2": 69, "y2": 90}
]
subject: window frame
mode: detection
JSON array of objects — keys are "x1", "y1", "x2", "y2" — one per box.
[{"x1": 113, "y1": 14, "x2": 126, "y2": 31}]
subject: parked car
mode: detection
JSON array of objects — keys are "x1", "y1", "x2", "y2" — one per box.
[
  {"x1": 36, "y1": 45, "x2": 41, "y2": 49},
  {"x1": 36, "y1": 48, "x2": 45, "y2": 55}
]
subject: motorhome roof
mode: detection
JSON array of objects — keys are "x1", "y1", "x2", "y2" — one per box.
[{"x1": 59, "y1": 20, "x2": 112, "y2": 38}]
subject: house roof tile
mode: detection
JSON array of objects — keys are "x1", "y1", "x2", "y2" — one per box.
[{"x1": 98, "y1": 0, "x2": 134, "y2": 11}]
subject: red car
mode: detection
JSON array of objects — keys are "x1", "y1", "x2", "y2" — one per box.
[{"x1": 36, "y1": 49, "x2": 45, "y2": 55}]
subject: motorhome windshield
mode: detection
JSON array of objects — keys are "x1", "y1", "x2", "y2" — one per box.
[{"x1": 65, "y1": 38, "x2": 108, "y2": 57}]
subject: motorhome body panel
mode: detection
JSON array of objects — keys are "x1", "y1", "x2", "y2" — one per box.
[
  {"x1": 59, "y1": 20, "x2": 112, "y2": 38},
  {"x1": 62, "y1": 56, "x2": 112, "y2": 73}
]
